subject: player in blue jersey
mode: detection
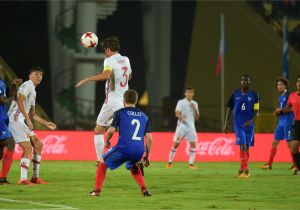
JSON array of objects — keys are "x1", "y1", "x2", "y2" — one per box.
[
  {"x1": 89, "y1": 89, "x2": 152, "y2": 196},
  {"x1": 261, "y1": 77, "x2": 295, "y2": 170},
  {"x1": 0, "y1": 78, "x2": 22, "y2": 184},
  {"x1": 224, "y1": 74, "x2": 259, "y2": 178}
]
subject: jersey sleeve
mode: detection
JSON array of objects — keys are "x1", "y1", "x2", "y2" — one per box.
[
  {"x1": 111, "y1": 110, "x2": 120, "y2": 129},
  {"x1": 253, "y1": 93, "x2": 260, "y2": 110},
  {"x1": 125, "y1": 57, "x2": 132, "y2": 75},
  {"x1": 175, "y1": 100, "x2": 182, "y2": 112},
  {"x1": 18, "y1": 83, "x2": 30, "y2": 97},
  {"x1": 194, "y1": 101, "x2": 199, "y2": 112},
  {"x1": 144, "y1": 118, "x2": 152, "y2": 134},
  {"x1": 227, "y1": 94, "x2": 235, "y2": 109},
  {"x1": 31, "y1": 94, "x2": 36, "y2": 106},
  {"x1": 103, "y1": 58, "x2": 113, "y2": 72}
]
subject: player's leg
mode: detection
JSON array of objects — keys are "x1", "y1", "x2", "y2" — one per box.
[
  {"x1": 287, "y1": 141, "x2": 298, "y2": 170},
  {"x1": 90, "y1": 159, "x2": 108, "y2": 196},
  {"x1": 94, "y1": 124, "x2": 106, "y2": 162},
  {"x1": 29, "y1": 135, "x2": 47, "y2": 184},
  {"x1": 186, "y1": 129, "x2": 197, "y2": 169},
  {"x1": 0, "y1": 137, "x2": 15, "y2": 184},
  {"x1": 289, "y1": 140, "x2": 300, "y2": 174},
  {"x1": 286, "y1": 124, "x2": 297, "y2": 170},
  {"x1": 234, "y1": 126, "x2": 247, "y2": 177},
  {"x1": 167, "y1": 128, "x2": 184, "y2": 168},
  {"x1": 18, "y1": 141, "x2": 34, "y2": 185},
  {"x1": 129, "y1": 163, "x2": 150, "y2": 196}
]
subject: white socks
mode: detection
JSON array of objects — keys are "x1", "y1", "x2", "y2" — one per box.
[
  {"x1": 94, "y1": 134, "x2": 104, "y2": 161},
  {"x1": 20, "y1": 158, "x2": 30, "y2": 180},
  {"x1": 189, "y1": 148, "x2": 196, "y2": 165},
  {"x1": 32, "y1": 154, "x2": 41, "y2": 178},
  {"x1": 168, "y1": 147, "x2": 176, "y2": 163}
]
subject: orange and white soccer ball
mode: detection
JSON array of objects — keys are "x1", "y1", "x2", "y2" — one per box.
[{"x1": 81, "y1": 32, "x2": 98, "y2": 48}]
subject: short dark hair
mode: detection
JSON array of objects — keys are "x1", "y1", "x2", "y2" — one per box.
[
  {"x1": 124, "y1": 89, "x2": 138, "y2": 104},
  {"x1": 103, "y1": 36, "x2": 120, "y2": 52},
  {"x1": 275, "y1": 77, "x2": 289, "y2": 87},
  {"x1": 185, "y1": 86, "x2": 194, "y2": 91},
  {"x1": 29, "y1": 66, "x2": 44, "y2": 74}
]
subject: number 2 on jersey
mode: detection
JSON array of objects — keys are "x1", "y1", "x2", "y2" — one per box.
[
  {"x1": 120, "y1": 67, "x2": 129, "y2": 87},
  {"x1": 131, "y1": 119, "x2": 141, "y2": 141}
]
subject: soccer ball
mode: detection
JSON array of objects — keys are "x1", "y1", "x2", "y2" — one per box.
[{"x1": 80, "y1": 32, "x2": 98, "y2": 48}]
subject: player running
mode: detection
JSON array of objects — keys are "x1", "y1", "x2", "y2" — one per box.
[
  {"x1": 75, "y1": 37, "x2": 132, "y2": 164},
  {"x1": 284, "y1": 76, "x2": 300, "y2": 175},
  {"x1": 89, "y1": 89, "x2": 152, "y2": 196},
  {"x1": 7, "y1": 67, "x2": 57, "y2": 185},
  {"x1": 167, "y1": 86, "x2": 200, "y2": 169},
  {"x1": 0, "y1": 78, "x2": 22, "y2": 184},
  {"x1": 224, "y1": 74, "x2": 259, "y2": 178},
  {"x1": 261, "y1": 77, "x2": 295, "y2": 170}
]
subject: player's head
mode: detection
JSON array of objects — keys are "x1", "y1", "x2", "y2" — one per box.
[
  {"x1": 103, "y1": 36, "x2": 120, "y2": 57},
  {"x1": 240, "y1": 74, "x2": 251, "y2": 90},
  {"x1": 124, "y1": 89, "x2": 138, "y2": 107},
  {"x1": 275, "y1": 77, "x2": 288, "y2": 93},
  {"x1": 29, "y1": 67, "x2": 43, "y2": 86},
  {"x1": 184, "y1": 86, "x2": 194, "y2": 101},
  {"x1": 296, "y1": 75, "x2": 300, "y2": 91}
]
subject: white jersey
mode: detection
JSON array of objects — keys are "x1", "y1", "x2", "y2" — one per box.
[
  {"x1": 175, "y1": 98, "x2": 199, "y2": 128},
  {"x1": 103, "y1": 53, "x2": 132, "y2": 102},
  {"x1": 8, "y1": 80, "x2": 36, "y2": 121}
]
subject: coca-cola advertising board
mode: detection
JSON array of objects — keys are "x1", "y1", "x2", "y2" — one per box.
[{"x1": 13, "y1": 131, "x2": 292, "y2": 162}]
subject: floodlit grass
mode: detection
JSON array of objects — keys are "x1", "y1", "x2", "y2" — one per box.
[{"x1": 1, "y1": 161, "x2": 300, "y2": 209}]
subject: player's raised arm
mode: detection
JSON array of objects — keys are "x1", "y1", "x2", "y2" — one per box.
[
  {"x1": 75, "y1": 70, "x2": 112, "y2": 88},
  {"x1": 30, "y1": 106, "x2": 56, "y2": 130}
]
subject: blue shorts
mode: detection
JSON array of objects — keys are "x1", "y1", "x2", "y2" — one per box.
[
  {"x1": 0, "y1": 120, "x2": 12, "y2": 141},
  {"x1": 234, "y1": 125, "x2": 254, "y2": 147},
  {"x1": 274, "y1": 122, "x2": 293, "y2": 141},
  {"x1": 103, "y1": 146, "x2": 144, "y2": 170}
]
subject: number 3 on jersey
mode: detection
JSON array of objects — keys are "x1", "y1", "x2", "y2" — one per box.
[
  {"x1": 120, "y1": 67, "x2": 129, "y2": 87},
  {"x1": 131, "y1": 119, "x2": 141, "y2": 141}
]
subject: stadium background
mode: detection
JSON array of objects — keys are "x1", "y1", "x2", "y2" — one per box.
[{"x1": 0, "y1": 0, "x2": 299, "y2": 161}]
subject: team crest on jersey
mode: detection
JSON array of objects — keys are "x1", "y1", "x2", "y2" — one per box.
[{"x1": 248, "y1": 97, "x2": 251, "y2": 101}]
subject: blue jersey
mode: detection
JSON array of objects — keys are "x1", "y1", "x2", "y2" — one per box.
[
  {"x1": 0, "y1": 79, "x2": 8, "y2": 121},
  {"x1": 111, "y1": 107, "x2": 151, "y2": 154},
  {"x1": 277, "y1": 92, "x2": 293, "y2": 124},
  {"x1": 227, "y1": 89, "x2": 259, "y2": 128}
]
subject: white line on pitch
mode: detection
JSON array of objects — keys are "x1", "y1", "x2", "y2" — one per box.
[{"x1": 0, "y1": 197, "x2": 78, "y2": 210}]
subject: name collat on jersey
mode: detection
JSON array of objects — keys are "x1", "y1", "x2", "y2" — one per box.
[
  {"x1": 227, "y1": 90, "x2": 259, "y2": 128},
  {"x1": 103, "y1": 53, "x2": 132, "y2": 101},
  {"x1": 111, "y1": 107, "x2": 151, "y2": 153},
  {"x1": 278, "y1": 92, "x2": 293, "y2": 123},
  {"x1": 0, "y1": 79, "x2": 7, "y2": 121}
]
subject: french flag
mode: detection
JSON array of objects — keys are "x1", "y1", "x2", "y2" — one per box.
[
  {"x1": 215, "y1": 14, "x2": 225, "y2": 76},
  {"x1": 282, "y1": 16, "x2": 289, "y2": 79}
]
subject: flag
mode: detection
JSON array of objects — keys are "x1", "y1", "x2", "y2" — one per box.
[
  {"x1": 215, "y1": 14, "x2": 225, "y2": 76},
  {"x1": 282, "y1": 16, "x2": 289, "y2": 79}
]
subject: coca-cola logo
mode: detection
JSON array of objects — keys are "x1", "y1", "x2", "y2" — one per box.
[
  {"x1": 186, "y1": 137, "x2": 235, "y2": 156},
  {"x1": 15, "y1": 135, "x2": 68, "y2": 155}
]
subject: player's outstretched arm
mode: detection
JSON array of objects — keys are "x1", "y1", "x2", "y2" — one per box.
[
  {"x1": 75, "y1": 71, "x2": 111, "y2": 88},
  {"x1": 143, "y1": 133, "x2": 152, "y2": 167},
  {"x1": 0, "y1": 79, "x2": 22, "y2": 105},
  {"x1": 30, "y1": 106, "x2": 57, "y2": 130},
  {"x1": 223, "y1": 108, "x2": 232, "y2": 133},
  {"x1": 105, "y1": 127, "x2": 116, "y2": 148}
]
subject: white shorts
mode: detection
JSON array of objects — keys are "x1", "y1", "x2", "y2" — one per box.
[
  {"x1": 8, "y1": 115, "x2": 36, "y2": 143},
  {"x1": 173, "y1": 124, "x2": 197, "y2": 143},
  {"x1": 96, "y1": 99, "x2": 124, "y2": 127}
]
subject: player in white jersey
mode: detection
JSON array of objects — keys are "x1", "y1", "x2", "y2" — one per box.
[
  {"x1": 167, "y1": 86, "x2": 200, "y2": 169},
  {"x1": 75, "y1": 37, "x2": 132, "y2": 163},
  {"x1": 7, "y1": 67, "x2": 57, "y2": 185}
]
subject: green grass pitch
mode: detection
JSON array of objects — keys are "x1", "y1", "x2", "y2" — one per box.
[{"x1": 0, "y1": 161, "x2": 300, "y2": 209}]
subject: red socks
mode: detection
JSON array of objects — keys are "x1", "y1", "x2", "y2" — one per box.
[
  {"x1": 131, "y1": 165, "x2": 147, "y2": 192},
  {"x1": 94, "y1": 162, "x2": 108, "y2": 191},
  {"x1": 268, "y1": 147, "x2": 277, "y2": 166},
  {"x1": 240, "y1": 150, "x2": 248, "y2": 171},
  {"x1": 0, "y1": 150, "x2": 14, "y2": 178}
]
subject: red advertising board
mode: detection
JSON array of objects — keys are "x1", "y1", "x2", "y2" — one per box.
[{"x1": 13, "y1": 131, "x2": 292, "y2": 162}]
